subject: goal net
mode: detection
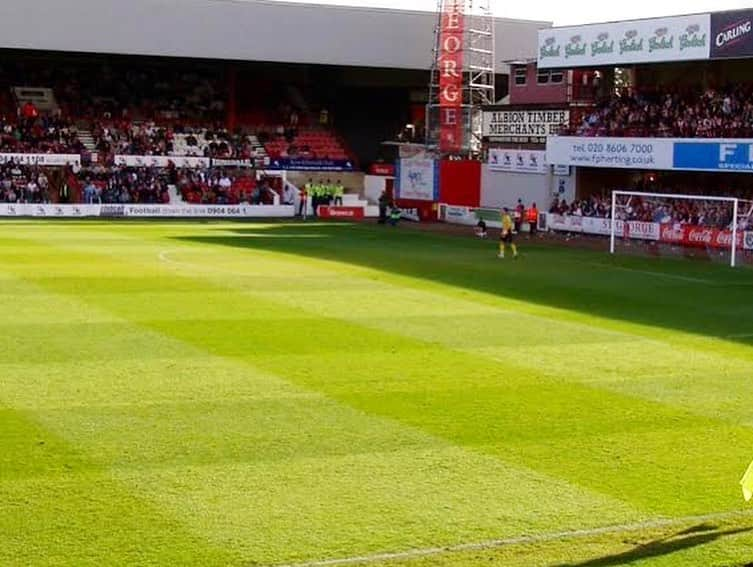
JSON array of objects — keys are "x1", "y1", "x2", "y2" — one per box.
[{"x1": 609, "y1": 190, "x2": 753, "y2": 268}]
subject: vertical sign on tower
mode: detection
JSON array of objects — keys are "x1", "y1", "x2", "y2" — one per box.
[{"x1": 439, "y1": 0, "x2": 465, "y2": 154}]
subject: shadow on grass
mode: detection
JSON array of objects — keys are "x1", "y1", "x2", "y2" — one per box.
[
  {"x1": 172, "y1": 222, "x2": 753, "y2": 342},
  {"x1": 555, "y1": 524, "x2": 753, "y2": 567}
]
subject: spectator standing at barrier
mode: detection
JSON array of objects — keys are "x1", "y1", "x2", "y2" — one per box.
[
  {"x1": 334, "y1": 180, "x2": 344, "y2": 206},
  {"x1": 515, "y1": 199, "x2": 525, "y2": 234},
  {"x1": 325, "y1": 179, "x2": 334, "y2": 206},
  {"x1": 282, "y1": 183, "x2": 295, "y2": 206},
  {"x1": 527, "y1": 203, "x2": 539, "y2": 236},
  {"x1": 297, "y1": 183, "x2": 308, "y2": 218},
  {"x1": 83, "y1": 180, "x2": 98, "y2": 204},
  {"x1": 250, "y1": 184, "x2": 262, "y2": 205},
  {"x1": 26, "y1": 177, "x2": 40, "y2": 203},
  {"x1": 378, "y1": 189, "x2": 389, "y2": 224},
  {"x1": 310, "y1": 180, "x2": 321, "y2": 217}
]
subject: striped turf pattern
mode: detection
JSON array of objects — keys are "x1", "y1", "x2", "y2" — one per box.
[{"x1": 2, "y1": 220, "x2": 753, "y2": 566}]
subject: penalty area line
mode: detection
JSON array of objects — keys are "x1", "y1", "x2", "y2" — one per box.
[
  {"x1": 588, "y1": 263, "x2": 714, "y2": 285},
  {"x1": 269, "y1": 509, "x2": 753, "y2": 567}
]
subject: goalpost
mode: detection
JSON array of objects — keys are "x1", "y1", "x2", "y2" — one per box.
[{"x1": 610, "y1": 190, "x2": 753, "y2": 268}]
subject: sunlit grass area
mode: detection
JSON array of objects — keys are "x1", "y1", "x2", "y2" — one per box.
[{"x1": 2, "y1": 220, "x2": 753, "y2": 566}]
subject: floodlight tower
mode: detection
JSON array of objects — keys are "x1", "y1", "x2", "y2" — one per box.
[{"x1": 427, "y1": 0, "x2": 496, "y2": 156}]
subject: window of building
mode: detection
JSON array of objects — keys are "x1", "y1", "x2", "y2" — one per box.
[
  {"x1": 514, "y1": 67, "x2": 527, "y2": 86},
  {"x1": 550, "y1": 71, "x2": 564, "y2": 84},
  {"x1": 537, "y1": 69, "x2": 550, "y2": 84}
]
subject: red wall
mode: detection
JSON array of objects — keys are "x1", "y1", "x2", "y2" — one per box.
[
  {"x1": 509, "y1": 63, "x2": 569, "y2": 106},
  {"x1": 439, "y1": 160, "x2": 480, "y2": 207}
]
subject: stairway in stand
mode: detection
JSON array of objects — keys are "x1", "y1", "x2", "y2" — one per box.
[{"x1": 77, "y1": 128, "x2": 97, "y2": 153}]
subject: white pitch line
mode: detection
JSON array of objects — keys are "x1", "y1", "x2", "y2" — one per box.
[
  {"x1": 270, "y1": 509, "x2": 753, "y2": 567},
  {"x1": 589, "y1": 263, "x2": 714, "y2": 285},
  {"x1": 158, "y1": 250, "x2": 173, "y2": 264}
]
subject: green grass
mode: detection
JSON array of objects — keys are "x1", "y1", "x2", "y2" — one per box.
[{"x1": 1, "y1": 219, "x2": 753, "y2": 566}]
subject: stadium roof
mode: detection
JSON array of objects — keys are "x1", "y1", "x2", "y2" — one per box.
[{"x1": 0, "y1": 0, "x2": 549, "y2": 71}]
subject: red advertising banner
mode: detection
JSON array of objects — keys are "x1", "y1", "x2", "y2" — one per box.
[
  {"x1": 659, "y1": 224, "x2": 744, "y2": 249},
  {"x1": 438, "y1": 0, "x2": 465, "y2": 154},
  {"x1": 369, "y1": 163, "x2": 396, "y2": 176},
  {"x1": 318, "y1": 206, "x2": 365, "y2": 219}
]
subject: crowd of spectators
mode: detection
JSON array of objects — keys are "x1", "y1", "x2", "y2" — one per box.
[
  {"x1": 572, "y1": 86, "x2": 753, "y2": 138},
  {"x1": 175, "y1": 167, "x2": 259, "y2": 205},
  {"x1": 0, "y1": 109, "x2": 83, "y2": 154},
  {"x1": 75, "y1": 165, "x2": 270, "y2": 205},
  {"x1": 92, "y1": 122, "x2": 262, "y2": 160},
  {"x1": 550, "y1": 188, "x2": 753, "y2": 230},
  {"x1": 0, "y1": 161, "x2": 51, "y2": 203},
  {"x1": 79, "y1": 167, "x2": 170, "y2": 204}
]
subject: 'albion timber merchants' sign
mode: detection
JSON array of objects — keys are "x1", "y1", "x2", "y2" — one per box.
[{"x1": 482, "y1": 109, "x2": 570, "y2": 143}]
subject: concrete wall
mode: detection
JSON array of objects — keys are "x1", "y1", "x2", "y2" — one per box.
[{"x1": 480, "y1": 165, "x2": 575, "y2": 209}]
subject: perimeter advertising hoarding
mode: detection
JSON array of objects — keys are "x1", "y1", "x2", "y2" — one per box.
[
  {"x1": 538, "y1": 13, "x2": 711, "y2": 69},
  {"x1": 547, "y1": 137, "x2": 753, "y2": 173},
  {"x1": 711, "y1": 9, "x2": 753, "y2": 59}
]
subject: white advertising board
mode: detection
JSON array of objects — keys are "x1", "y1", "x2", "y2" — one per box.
[
  {"x1": 0, "y1": 153, "x2": 81, "y2": 167},
  {"x1": 0, "y1": 203, "x2": 296, "y2": 218},
  {"x1": 547, "y1": 137, "x2": 675, "y2": 171},
  {"x1": 545, "y1": 214, "x2": 660, "y2": 241},
  {"x1": 538, "y1": 13, "x2": 711, "y2": 69},
  {"x1": 114, "y1": 155, "x2": 211, "y2": 168},
  {"x1": 396, "y1": 159, "x2": 439, "y2": 202},
  {"x1": 483, "y1": 109, "x2": 569, "y2": 143},
  {"x1": 489, "y1": 149, "x2": 547, "y2": 174}
]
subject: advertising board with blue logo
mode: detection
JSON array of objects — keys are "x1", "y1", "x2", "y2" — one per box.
[
  {"x1": 673, "y1": 141, "x2": 753, "y2": 171},
  {"x1": 395, "y1": 158, "x2": 439, "y2": 202},
  {"x1": 548, "y1": 137, "x2": 753, "y2": 173}
]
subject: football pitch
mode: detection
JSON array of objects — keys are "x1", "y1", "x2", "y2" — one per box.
[{"x1": 3, "y1": 219, "x2": 753, "y2": 567}]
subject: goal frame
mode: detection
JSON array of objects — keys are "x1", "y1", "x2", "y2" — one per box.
[{"x1": 610, "y1": 190, "x2": 741, "y2": 268}]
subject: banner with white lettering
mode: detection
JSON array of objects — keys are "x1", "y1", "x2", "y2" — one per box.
[
  {"x1": 488, "y1": 149, "x2": 547, "y2": 174},
  {"x1": 438, "y1": 0, "x2": 465, "y2": 153},
  {"x1": 483, "y1": 109, "x2": 569, "y2": 143},
  {"x1": 711, "y1": 10, "x2": 753, "y2": 59}
]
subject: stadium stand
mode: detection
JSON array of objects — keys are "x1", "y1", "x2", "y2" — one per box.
[
  {"x1": 569, "y1": 87, "x2": 753, "y2": 138},
  {"x1": 550, "y1": 188, "x2": 753, "y2": 229},
  {"x1": 0, "y1": 162, "x2": 52, "y2": 203},
  {"x1": 0, "y1": 58, "x2": 355, "y2": 164}
]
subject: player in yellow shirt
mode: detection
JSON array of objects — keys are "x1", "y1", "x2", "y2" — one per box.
[{"x1": 499, "y1": 207, "x2": 518, "y2": 259}]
